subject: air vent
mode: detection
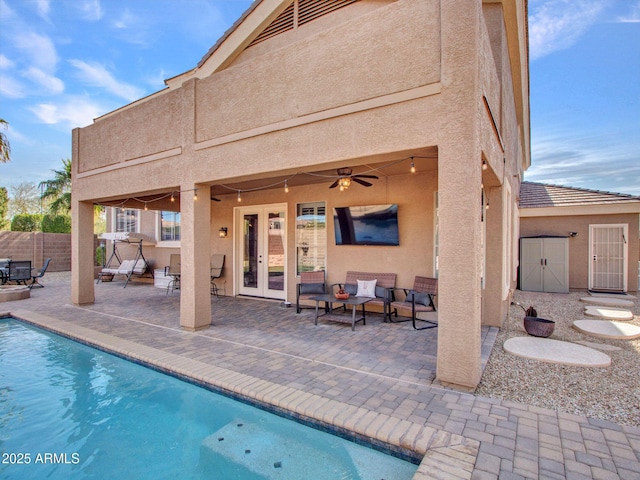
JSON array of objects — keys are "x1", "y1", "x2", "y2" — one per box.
[
  {"x1": 249, "y1": 0, "x2": 358, "y2": 47},
  {"x1": 250, "y1": 3, "x2": 295, "y2": 46},
  {"x1": 298, "y1": 0, "x2": 358, "y2": 26}
]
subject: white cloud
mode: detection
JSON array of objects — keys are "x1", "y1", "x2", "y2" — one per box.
[
  {"x1": 0, "y1": 0, "x2": 15, "y2": 21},
  {"x1": 23, "y1": 66, "x2": 64, "y2": 94},
  {"x1": 76, "y1": 0, "x2": 103, "y2": 21},
  {"x1": 112, "y1": 8, "x2": 136, "y2": 29},
  {"x1": 0, "y1": 54, "x2": 15, "y2": 69},
  {"x1": 14, "y1": 31, "x2": 58, "y2": 72},
  {"x1": 0, "y1": 74, "x2": 26, "y2": 98},
  {"x1": 617, "y1": 0, "x2": 640, "y2": 22},
  {"x1": 33, "y1": 0, "x2": 50, "y2": 20},
  {"x1": 68, "y1": 59, "x2": 145, "y2": 102},
  {"x1": 30, "y1": 96, "x2": 105, "y2": 128},
  {"x1": 529, "y1": 0, "x2": 608, "y2": 60}
]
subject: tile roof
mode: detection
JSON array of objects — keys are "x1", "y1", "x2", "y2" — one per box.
[{"x1": 519, "y1": 181, "x2": 640, "y2": 209}]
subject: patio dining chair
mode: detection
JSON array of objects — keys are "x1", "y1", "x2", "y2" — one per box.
[
  {"x1": 388, "y1": 276, "x2": 438, "y2": 330},
  {"x1": 210, "y1": 254, "x2": 225, "y2": 297},
  {"x1": 164, "y1": 254, "x2": 181, "y2": 295},
  {"x1": 296, "y1": 271, "x2": 327, "y2": 313},
  {"x1": 29, "y1": 258, "x2": 52, "y2": 289}
]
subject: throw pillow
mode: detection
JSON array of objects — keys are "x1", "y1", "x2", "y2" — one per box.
[{"x1": 356, "y1": 279, "x2": 377, "y2": 298}]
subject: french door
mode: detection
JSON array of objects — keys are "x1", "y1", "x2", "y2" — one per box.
[
  {"x1": 236, "y1": 204, "x2": 287, "y2": 299},
  {"x1": 589, "y1": 224, "x2": 628, "y2": 292}
]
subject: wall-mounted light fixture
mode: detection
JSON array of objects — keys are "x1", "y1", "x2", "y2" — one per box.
[
  {"x1": 569, "y1": 232, "x2": 578, "y2": 238},
  {"x1": 219, "y1": 227, "x2": 228, "y2": 238}
]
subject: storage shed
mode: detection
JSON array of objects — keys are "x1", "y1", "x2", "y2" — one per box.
[{"x1": 519, "y1": 182, "x2": 640, "y2": 293}]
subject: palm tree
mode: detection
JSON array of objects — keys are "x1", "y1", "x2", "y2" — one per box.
[
  {"x1": 40, "y1": 158, "x2": 72, "y2": 214},
  {"x1": 0, "y1": 118, "x2": 11, "y2": 163}
]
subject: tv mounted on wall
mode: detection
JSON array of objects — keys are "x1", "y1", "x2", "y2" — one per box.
[{"x1": 333, "y1": 204, "x2": 399, "y2": 246}]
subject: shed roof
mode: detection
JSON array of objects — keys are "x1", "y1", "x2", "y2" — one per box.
[{"x1": 519, "y1": 182, "x2": 640, "y2": 209}]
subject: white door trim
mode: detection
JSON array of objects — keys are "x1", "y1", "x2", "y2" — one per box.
[
  {"x1": 588, "y1": 223, "x2": 628, "y2": 292},
  {"x1": 233, "y1": 203, "x2": 287, "y2": 300}
]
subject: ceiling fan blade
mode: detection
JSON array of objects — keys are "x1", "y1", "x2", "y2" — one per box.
[
  {"x1": 353, "y1": 174, "x2": 378, "y2": 179},
  {"x1": 352, "y1": 177, "x2": 373, "y2": 187},
  {"x1": 329, "y1": 179, "x2": 340, "y2": 189}
]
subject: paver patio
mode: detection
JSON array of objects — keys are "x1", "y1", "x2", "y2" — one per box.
[{"x1": 2, "y1": 273, "x2": 639, "y2": 479}]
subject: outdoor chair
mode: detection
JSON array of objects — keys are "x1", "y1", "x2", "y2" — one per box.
[
  {"x1": 388, "y1": 276, "x2": 438, "y2": 330},
  {"x1": 29, "y1": 258, "x2": 52, "y2": 289},
  {"x1": 164, "y1": 254, "x2": 181, "y2": 295},
  {"x1": 296, "y1": 271, "x2": 327, "y2": 313},
  {"x1": 8, "y1": 260, "x2": 32, "y2": 286},
  {"x1": 210, "y1": 254, "x2": 225, "y2": 297},
  {"x1": 0, "y1": 258, "x2": 10, "y2": 284}
]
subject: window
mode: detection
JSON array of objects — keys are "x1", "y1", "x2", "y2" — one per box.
[
  {"x1": 160, "y1": 211, "x2": 180, "y2": 241},
  {"x1": 296, "y1": 202, "x2": 326, "y2": 275},
  {"x1": 115, "y1": 208, "x2": 139, "y2": 232}
]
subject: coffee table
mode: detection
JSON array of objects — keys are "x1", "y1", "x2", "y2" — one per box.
[{"x1": 309, "y1": 294, "x2": 371, "y2": 331}]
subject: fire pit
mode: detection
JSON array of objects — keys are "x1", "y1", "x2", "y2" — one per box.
[
  {"x1": 523, "y1": 316, "x2": 555, "y2": 338},
  {"x1": 512, "y1": 301, "x2": 555, "y2": 338}
]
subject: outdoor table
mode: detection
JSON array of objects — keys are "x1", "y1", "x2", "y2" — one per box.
[{"x1": 309, "y1": 294, "x2": 371, "y2": 331}]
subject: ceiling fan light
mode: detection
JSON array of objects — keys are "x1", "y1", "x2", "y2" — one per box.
[{"x1": 338, "y1": 177, "x2": 351, "y2": 189}]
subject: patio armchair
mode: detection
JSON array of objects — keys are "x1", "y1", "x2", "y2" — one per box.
[
  {"x1": 164, "y1": 254, "x2": 181, "y2": 295},
  {"x1": 388, "y1": 276, "x2": 438, "y2": 330},
  {"x1": 29, "y1": 258, "x2": 52, "y2": 289},
  {"x1": 210, "y1": 254, "x2": 225, "y2": 297},
  {"x1": 296, "y1": 271, "x2": 327, "y2": 313}
]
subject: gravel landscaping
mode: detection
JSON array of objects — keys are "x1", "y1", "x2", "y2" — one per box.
[{"x1": 476, "y1": 289, "x2": 640, "y2": 427}]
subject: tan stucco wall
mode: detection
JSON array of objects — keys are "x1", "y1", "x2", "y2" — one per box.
[
  {"x1": 194, "y1": 0, "x2": 440, "y2": 142},
  {"x1": 520, "y1": 213, "x2": 640, "y2": 292}
]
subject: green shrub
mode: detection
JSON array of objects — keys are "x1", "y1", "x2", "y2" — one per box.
[
  {"x1": 11, "y1": 214, "x2": 43, "y2": 231},
  {"x1": 41, "y1": 214, "x2": 71, "y2": 233}
]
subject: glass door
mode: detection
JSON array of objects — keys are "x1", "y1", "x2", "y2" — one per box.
[{"x1": 236, "y1": 204, "x2": 286, "y2": 299}]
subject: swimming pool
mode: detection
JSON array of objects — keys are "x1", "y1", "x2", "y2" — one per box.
[{"x1": 0, "y1": 318, "x2": 418, "y2": 479}]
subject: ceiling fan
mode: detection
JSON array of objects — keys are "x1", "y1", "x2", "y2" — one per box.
[{"x1": 329, "y1": 167, "x2": 378, "y2": 190}]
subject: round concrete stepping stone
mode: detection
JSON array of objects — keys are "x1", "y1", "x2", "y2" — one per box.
[
  {"x1": 580, "y1": 296, "x2": 634, "y2": 308},
  {"x1": 575, "y1": 341, "x2": 622, "y2": 352},
  {"x1": 583, "y1": 305, "x2": 634, "y2": 321},
  {"x1": 573, "y1": 320, "x2": 640, "y2": 340},
  {"x1": 503, "y1": 337, "x2": 611, "y2": 367}
]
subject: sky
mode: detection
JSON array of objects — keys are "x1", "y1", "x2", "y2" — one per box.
[{"x1": 1, "y1": 0, "x2": 639, "y2": 195}]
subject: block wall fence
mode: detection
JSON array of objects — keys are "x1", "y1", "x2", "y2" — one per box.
[{"x1": 0, "y1": 231, "x2": 88, "y2": 272}]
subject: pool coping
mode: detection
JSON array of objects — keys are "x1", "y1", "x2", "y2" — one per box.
[{"x1": 4, "y1": 308, "x2": 479, "y2": 479}]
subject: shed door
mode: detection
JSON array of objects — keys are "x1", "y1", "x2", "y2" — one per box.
[
  {"x1": 589, "y1": 224, "x2": 628, "y2": 292},
  {"x1": 542, "y1": 237, "x2": 569, "y2": 293},
  {"x1": 519, "y1": 237, "x2": 569, "y2": 293},
  {"x1": 520, "y1": 238, "x2": 544, "y2": 292}
]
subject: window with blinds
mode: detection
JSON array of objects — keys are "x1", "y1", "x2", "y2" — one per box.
[{"x1": 296, "y1": 202, "x2": 326, "y2": 275}]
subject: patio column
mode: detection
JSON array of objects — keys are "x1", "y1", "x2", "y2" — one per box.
[
  {"x1": 71, "y1": 199, "x2": 95, "y2": 305},
  {"x1": 483, "y1": 185, "x2": 508, "y2": 327},
  {"x1": 436, "y1": 0, "x2": 483, "y2": 390},
  {"x1": 180, "y1": 183, "x2": 212, "y2": 331}
]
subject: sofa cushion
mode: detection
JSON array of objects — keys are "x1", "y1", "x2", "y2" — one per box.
[
  {"x1": 356, "y1": 279, "x2": 377, "y2": 298},
  {"x1": 299, "y1": 282, "x2": 325, "y2": 294},
  {"x1": 406, "y1": 290, "x2": 431, "y2": 306}
]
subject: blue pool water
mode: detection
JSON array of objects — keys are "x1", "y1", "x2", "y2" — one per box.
[{"x1": 0, "y1": 319, "x2": 418, "y2": 479}]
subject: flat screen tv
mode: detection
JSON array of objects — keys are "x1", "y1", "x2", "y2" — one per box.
[{"x1": 333, "y1": 204, "x2": 399, "y2": 246}]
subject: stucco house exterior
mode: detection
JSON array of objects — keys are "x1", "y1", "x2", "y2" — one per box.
[
  {"x1": 71, "y1": 0, "x2": 530, "y2": 390},
  {"x1": 519, "y1": 181, "x2": 640, "y2": 294}
]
